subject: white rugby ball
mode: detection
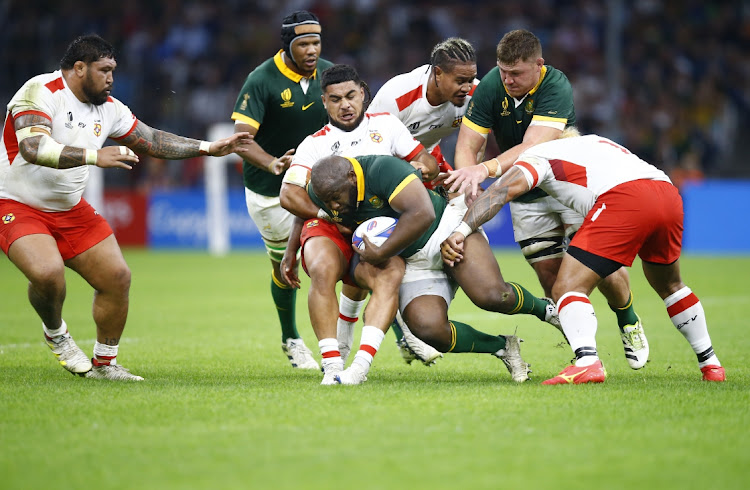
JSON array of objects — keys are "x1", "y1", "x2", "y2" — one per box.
[{"x1": 352, "y1": 216, "x2": 398, "y2": 251}]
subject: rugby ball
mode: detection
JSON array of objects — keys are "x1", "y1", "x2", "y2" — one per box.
[{"x1": 352, "y1": 216, "x2": 398, "y2": 251}]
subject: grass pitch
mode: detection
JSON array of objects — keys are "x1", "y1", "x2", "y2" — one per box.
[{"x1": 1, "y1": 250, "x2": 748, "y2": 489}]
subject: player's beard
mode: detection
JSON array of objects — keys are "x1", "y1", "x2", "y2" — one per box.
[
  {"x1": 330, "y1": 110, "x2": 365, "y2": 132},
  {"x1": 83, "y1": 73, "x2": 110, "y2": 106}
]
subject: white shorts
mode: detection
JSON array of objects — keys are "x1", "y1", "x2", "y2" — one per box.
[
  {"x1": 244, "y1": 188, "x2": 293, "y2": 261},
  {"x1": 509, "y1": 196, "x2": 583, "y2": 242},
  {"x1": 399, "y1": 277, "x2": 457, "y2": 312}
]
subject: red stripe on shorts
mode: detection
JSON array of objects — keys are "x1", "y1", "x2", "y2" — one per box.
[{"x1": 667, "y1": 293, "x2": 699, "y2": 318}]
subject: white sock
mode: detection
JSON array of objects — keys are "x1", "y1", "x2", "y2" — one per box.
[
  {"x1": 337, "y1": 294, "x2": 365, "y2": 351},
  {"x1": 557, "y1": 292, "x2": 599, "y2": 367},
  {"x1": 319, "y1": 338, "x2": 343, "y2": 372},
  {"x1": 352, "y1": 325, "x2": 385, "y2": 373},
  {"x1": 43, "y1": 319, "x2": 67, "y2": 339},
  {"x1": 664, "y1": 286, "x2": 720, "y2": 367},
  {"x1": 93, "y1": 341, "x2": 118, "y2": 365}
]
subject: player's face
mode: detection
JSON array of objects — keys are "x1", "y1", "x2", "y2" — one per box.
[
  {"x1": 320, "y1": 181, "x2": 357, "y2": 216},
  {"x1": 497, "y1": 57, "x2": 543, "y2": 99},
  {"x1": 82, "y1": 57, "x2": 116, "y2": 106},
  {"x1": 323, "y1": 81, "x2": 365, "y2": 132},
  {"x1": 290, "y1": 36, "x2": 322, "y2": 77},
  {"x1": 435, "y1": 62, "x2": 477, "y2": 107}
]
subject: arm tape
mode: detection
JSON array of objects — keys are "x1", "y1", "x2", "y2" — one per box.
[
  {"x1": 453, "y1": 221, "x2": 473, "y2": 239},
  {"x1": 16, "y1": 125, "x2": 51, "y2": 142},
  {"x1": 34, "y1": 134, "x2": 66, "y2": 169}
]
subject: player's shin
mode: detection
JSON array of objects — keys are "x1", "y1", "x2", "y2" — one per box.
[{"x1": 558, "y1": 292, "x2": 599, "y2": 366}]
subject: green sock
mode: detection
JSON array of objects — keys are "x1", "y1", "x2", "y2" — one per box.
[
  {"x1": 609, "y1": 291, "x2": 639, "y2": 331},
  {"x1": 507, "y1": 282, "x2": 549, "y2": 321},
  {"x1": 271, "y1": 273, "x2": 299, "y2": 341},
  {"x1": 448, "y1": 320, "x2": 506, "y2": 353},
  {"x1": 391, "y1": 321, "x2": 404, "y2": 339}
]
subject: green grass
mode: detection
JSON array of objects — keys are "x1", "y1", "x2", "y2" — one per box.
[{"x1": 1, "y1": 250, "x2": 748, "y2": 489}]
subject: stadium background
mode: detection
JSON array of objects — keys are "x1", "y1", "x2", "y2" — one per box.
[{"x1": 2, "y1": 0, "x2": 748, "y2": 252}]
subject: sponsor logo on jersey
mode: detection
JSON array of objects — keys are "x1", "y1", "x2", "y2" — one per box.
[
  {"x1": 306, "y1": 220, "x2": 320, "y2": 228},
  {"x1": 369, "y1": 132, "x2": 383, "y2": 143},
  {"x1": 500, "y1": 98, "x2": 511, "y2": 116},
  {"x1": 368, "y1": 196, "x2": 384, "y2": 208},
  {"x1": 240, "y1": 93, "x2": 249, "y2": 111},
  {"x1": 408, "y1": 122, "x2": 420, "y2": 131},
  {"x1": 65, "y1": 111, "x2": 74, "y2": 129},
  {"x1": 94, "y1": 123, "x2": 102, "y2": 137},
  {"x1": 331, "y1": 141, "x2": 340, "y2": 152},
  {"x1": 2, "y1": 213, "x2": 15, "y2": 224},
  {"x1": 78, "y1": 122, "x2": 86, "y2": 128},
  {"x1": 280, "y1": 88, "x2": 294, "y2": 108},
  {"x1": 525, "y1": 99, "x2": 534, "y2": 114},
  {"x1": 302, "y1": 102, "x2": 315, "y2": 110},
  {"x1": 429, "y1": 124, "x2": 443, "y2": 130}
]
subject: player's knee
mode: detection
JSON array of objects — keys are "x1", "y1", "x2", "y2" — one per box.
[
  {"x1": 109, "y1": 264, "x2": 132, "y2": 294},
  {"x1": 403, "y1": 310, "x2": 451, "y2": 351},
  {"x1": 28, "y1": 262, "x2": 66, "y2": 294},
  {"x1": 470, "y1": 284, "x2": 516, "y2": 313}
]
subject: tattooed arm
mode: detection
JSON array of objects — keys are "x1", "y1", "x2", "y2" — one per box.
[
  {"x1": 119, "y1": 120, "x2": 252, "y2": 159},
  {"x1": 441, "y1": 166, "x2": 531, "y2": 266}
]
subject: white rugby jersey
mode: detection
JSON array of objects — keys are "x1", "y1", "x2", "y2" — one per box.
[
  {"x1": 514, "y1": 135, "x2": 672, "y2": 217},
  {"x1": 368, "y1": 64, "x2": 478, "y2": 152},
  {"x1": 283, "y1": 112, "x2": 423, "y2": 187},
  {"x1": 0, "y1": 71, "x2": 137, "y2": 212}
]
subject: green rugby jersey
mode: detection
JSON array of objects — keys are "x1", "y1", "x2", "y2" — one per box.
[
  {"x1": 463, "y1": 65, "x2": 575, "y2": 201},
  {"x1": 231, "y1": 50, "x2": 334, "y2": 196},
  {"x1": 308, "y1": 155, "x2": 447, "y2": 258}
]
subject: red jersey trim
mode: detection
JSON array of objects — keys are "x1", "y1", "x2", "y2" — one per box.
[
  {"x1": 395, "y1": 86, "x2": 423, "y2": 111},
  {"x1": 106, "y1": 96, "x2": 114, "y2": 103},
  {"x1": 468, "y1": 84, "x2": 477, "y2": 96},
  {"x1": 365, "y1": 112, "x2": 390, "y2": 118},
  {"x1": 112, "y1": 117, "x2": 139, "y2": 141},
  {"x1": 289, "y1": 163, "x2": 312, "y2": 171},
  {"x1": 44, "y1": 77, "x2": 65, "y2": 93},
  {"x1": 14, "y1": 110, "x2": 51, "y2": 121},
  {"x1": 515, "y1": 161, "x2": 539, "y2": 188},
  {"x1": 3, "y1": 113, "x2": 19, "y2": 165},
  {"x1": 404, "y1": 143, "x2": 425, "y2": 162},
  {"x1": 550, "y1": 159, "x2": 587, "y2": 187},
  {"x1": 312, "y1": 126, "x2": 331, "y2": 137}
]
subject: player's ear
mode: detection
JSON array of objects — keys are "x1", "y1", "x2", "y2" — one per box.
[{"x1": 74, "y1": 61, "x2": 86, "y2": 77}]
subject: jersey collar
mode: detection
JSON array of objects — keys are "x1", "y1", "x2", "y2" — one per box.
[
  {"x1": 344, "y1": 156, "x2": 366, "y2": 203},
  {"x1": 274, "y1": 50, "x2": 318, "y2": 83}
]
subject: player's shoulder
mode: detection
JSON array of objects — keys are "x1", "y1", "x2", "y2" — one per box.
[
  {"x1": 540, "y1": 65, "x2": 572, "y2": 88},
  {"x1": 310, "y1": 124, "x2": 333, "y2": 138}
]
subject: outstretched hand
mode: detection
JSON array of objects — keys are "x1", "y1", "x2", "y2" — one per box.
[
  {"x1": 96, "y1": 146, "x2": 139, "y2": 170},
  {"x1": 442, "y1": 165, "x2": 489, "y2": 200},
  {"x1": 268, "y1": 148, "x2": 295, "y2": 175},
  {"x1": 280, "y1": 248, "x2": 301, "y2": 289},
  {"x1": 208, "y1": 132, "x2": 255, "y2": 157},
  {"x1": 440, "y1": 232, "x2": 466, "y2": 267}
]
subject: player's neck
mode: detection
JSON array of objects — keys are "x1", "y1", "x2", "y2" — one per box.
[
  {"x1": 61, "y1": 69, "x2": 88, "y2": 104},
  {"x1": 425, "y1": 74, "x2": 446, "y2": 106}
]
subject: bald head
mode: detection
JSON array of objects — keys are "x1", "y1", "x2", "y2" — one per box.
[{"x1": 311, "y1": 155, "x2": 352, "y2": 198}]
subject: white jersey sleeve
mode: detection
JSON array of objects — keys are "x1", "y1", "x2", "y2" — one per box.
[{"x1": 372, "y1": 112, "x2": 424, "y2": 161}]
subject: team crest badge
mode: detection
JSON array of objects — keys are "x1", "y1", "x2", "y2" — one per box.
[
  {"x1": 93, "y1": 123, "x2": 102, "y2": 137},
  {"x1": 525, "y1": 99, "x2": 534, "y2": 114},
  {"x1": 2, "y1": 213, "x2": 15, "y2": 224},
  {"x1": 368, "y1": 196, "x2": 384, "y2": 208},
  {"x1": 452, "y1": 117, "x2": 462, "y2": 128},
  {"x1": 369, "y1": 132, "x2": 383, "y2": 143},
  {"x1": 306, "y1": 220, "x2": 320, "y2": 228}
]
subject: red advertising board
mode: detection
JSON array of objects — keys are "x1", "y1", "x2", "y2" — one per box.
[{"x1": 102, "y1": 191, "x2": 147, "y2": 246}]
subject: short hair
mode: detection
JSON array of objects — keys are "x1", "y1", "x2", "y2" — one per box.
[
  {"x1": 60, "y1": 34, "x2": 115, "y2": 69},
  {"x1": 320, "y1": 64, "x2": 372, "y2": 107},
  {"x1": 496, "y1": 30, "x2": 542, "y2": 65},
  {"x1": 310, "y1": 155, "x2": 351, "y2": 197},
  {"x1": 430, "y1": 37, "x2": 476, "y2": 72}
]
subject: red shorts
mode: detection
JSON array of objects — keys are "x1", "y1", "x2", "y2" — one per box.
[
  {"x1": 569, "y1": 180, "x2": 683, "y2": 266},
  {"x1": 300, "y1": 218, "x2": 356, "y2": 286},
  {"x1": 0, "y1": 198, "x2": 113, "y2": 260}
]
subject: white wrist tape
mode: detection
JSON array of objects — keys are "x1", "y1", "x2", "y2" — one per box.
[
  {"x1": 199, "y1": 140, "x2": 211, "y2": 155},
  {"x1": 85, "y1": 149, "x2": 98, "y2": 165},
  {"x1": 35, "y1": 134, "x2": 66, "y2": 169},
  {"x1": 317, "y1": 208, "x2": 331, "y2": 221},
  {"x1": 493, "y1": 157, "x2": 503, "y2": 178},
  {"x1": 454, "y1": 221, "x2": 473, "y2": 239},
  {"x1": 118, "y1": 145, "x2": 136, "y2": 157},
  {"x1": 478, "y1": 162, "x2": 491, "y2": 179}
]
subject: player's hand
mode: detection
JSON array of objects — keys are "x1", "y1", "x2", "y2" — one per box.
[
  {"x1": 352, "y1": 234, "x2": 387, "y2": 265},
  {"x1": 336, "y1": 223, "x2": 353, "y2": 236},
  {"x1": 441, "y1": 232, "x2": 465, "y2": 267},
  {"x1": 268, "y1": 148, "x2": 295, "y2": 175},
  {"x1": 208, "y1": 132, "x2": 255, "y2": 156},
  {"x1": 443, "y1": 165, "x2": 489, "y2": 200},
  {"x1": 280, "y1": 249, "x2": 301, "y2": 289},
  {"x1": 95, "y1": 146, "x2": 139, "y2": 170}
]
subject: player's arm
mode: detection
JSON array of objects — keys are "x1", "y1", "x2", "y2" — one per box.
[
  {"x1": 280, "y1": 181, "x2": 327, "y2": 220},
  {"x1": 442, "y1": 166, "x2": 531, "y2": 266},
  {"x1": 232, "y1": 122, "x2": 293, "y2": 175},
  {"x1": 280, "y1": 216, "x2": 305, "y2": 289},
  {"x1": 15, "y1": 113, "x2": 138, "y2": 170},
  {"x1": 443, "y1": 123, "x2": 491, "y2": 198},
  {"x1": 408, "y1": 147, "x2": 439, "y2": 182},
  {"x1": 356, "y1": 178, "x2": 435, "y2": 264},
  {"x1": 117, "y1": 120, "x2": 253, "y2": 160}
]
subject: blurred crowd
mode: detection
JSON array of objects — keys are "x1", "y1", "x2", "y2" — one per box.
[{"x1": 2, "y1": 0, "x2": 748, "y2": 190}]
